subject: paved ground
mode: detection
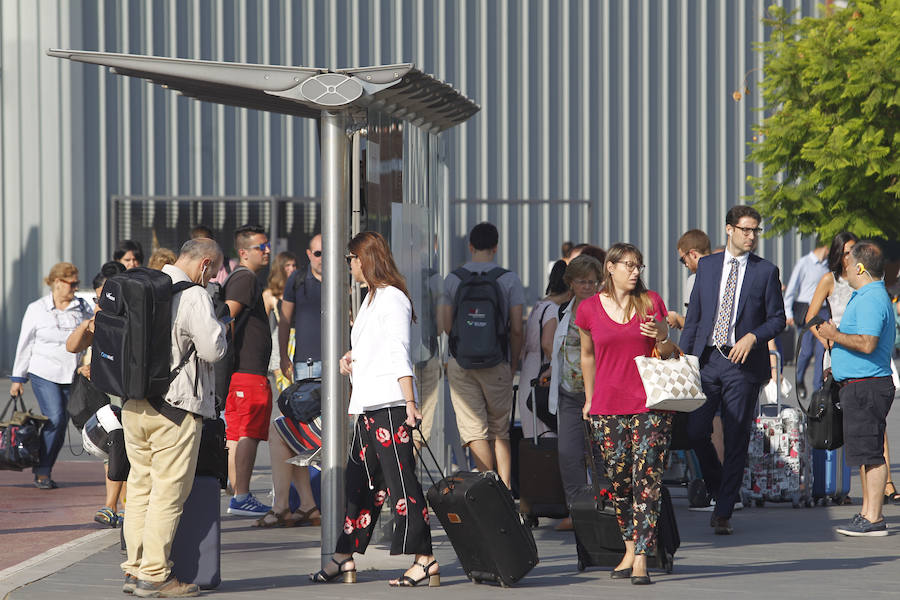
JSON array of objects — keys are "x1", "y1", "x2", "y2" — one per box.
[{"x1": 3, "y1": 364, "x2": 900, "y2": 599}]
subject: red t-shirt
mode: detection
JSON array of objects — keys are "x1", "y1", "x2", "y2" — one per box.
[{"x1": 574, "y1": 290, "x2": 668, "y2": 415}]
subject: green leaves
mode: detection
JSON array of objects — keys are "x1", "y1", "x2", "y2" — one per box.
[{"x1": 748, "y1": 1, "x2": 900, "y2": 241}]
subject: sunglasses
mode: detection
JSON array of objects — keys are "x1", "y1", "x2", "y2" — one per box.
[
  {"x1": 311, "y1": 250, "x2": 322, "y2": 258},
  {"x1": 59, "y1": 279, "x2": 80, "y2": 288},
  {"x1": 345, "y1": 254, "x2": 358, "y2": 267},
  {"x1": 249, "y1": 241, "x2": 271, "y2": 252}
]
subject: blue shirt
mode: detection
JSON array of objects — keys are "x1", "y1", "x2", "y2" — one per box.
[
  {"x1": 283, "y1": 266, "x2": 322, "y2": 363},
  {"x1": 831, "y1": 281, "x2": 894, "y2": 381},
  {"x1": 783, "y1": 251, "x2": 829, "y2": 319}
]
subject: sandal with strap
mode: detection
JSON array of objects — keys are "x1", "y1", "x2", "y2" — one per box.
[
  {"x1": 252, "y1": 509, "x2": 289, "y2": 528},
  {"x1": 885, "y1": 482, "x2": 900, "y2": 504},
  {"x1": 389, "y1": 560, "x2": 440, "y2": 587},
  {"x1": 286, "y1": 506, "x2": 321, "y2": 527},
  {"x1": 309, "y1": 557, "x2": 357, "y2": 584}
]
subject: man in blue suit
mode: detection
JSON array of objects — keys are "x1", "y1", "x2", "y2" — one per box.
[{"x1": 681, "y1": 205, "x2": 786, "y2": 535}]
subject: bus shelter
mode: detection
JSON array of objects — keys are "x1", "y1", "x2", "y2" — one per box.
[{"x1": 49, "y1": 48, "x2": 479, "y2": 566}]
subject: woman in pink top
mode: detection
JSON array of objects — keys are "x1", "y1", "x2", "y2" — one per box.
[{"x1": 576, "y1": 243, "x2": 676, "y2": 585}]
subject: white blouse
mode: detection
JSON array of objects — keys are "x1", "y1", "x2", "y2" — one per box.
[{"x1": 12, "y1": 295, "x2": 92, "y2": 384}]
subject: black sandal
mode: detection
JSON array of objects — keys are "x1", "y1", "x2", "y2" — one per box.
[
  {"x1": 388, "y1": 559, "x2": 440, "y2": 587},
  {"x1": 309, "y1": 557, "x2": 357, "y2": 584},
  {"x1": 884, "y1": 482, "x2": 900, "y2": 504}
]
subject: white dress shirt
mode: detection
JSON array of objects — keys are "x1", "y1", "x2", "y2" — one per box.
[
  {"x1": 706, "y1": 249, "x2": 749, "y2": 347},
  {"x1": 12, "y1": 295, "x2": 93, "y2": 384}
]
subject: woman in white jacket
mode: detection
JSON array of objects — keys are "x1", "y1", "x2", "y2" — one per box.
[{"x1": 310, "y1": 231, "x2": 439, "y2": 588}]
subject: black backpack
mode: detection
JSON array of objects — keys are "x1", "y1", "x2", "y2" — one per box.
[
  {"x1": 449, "y1": 266, "x2": 509, "y2": 369},
  {"x1": 91, "y1": 268, "x2": 198, "y2": 400}
]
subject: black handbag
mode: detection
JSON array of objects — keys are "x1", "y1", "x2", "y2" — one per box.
[
  {"x1": 805, "y1": 374, "x2": 843, "y2": 450},
  {"x1": 0, "y1": 394, "x2": 48, "y2": 471},
  {"x1": 68, "y1": 371, "x2": 111, "y2": 430},
  {"x1": 524, "y1": 304, "x2": 557, "y2": 432},
  {"x1": 195, "y1": 418, "x2": 228, "y2": 489},
  {"x1": 277, "y1": 377, "x2": 322, "y2": 424}
]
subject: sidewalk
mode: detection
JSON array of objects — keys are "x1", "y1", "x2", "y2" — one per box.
[{"x1": 3, "y1": 372, "x2": 900, "y2": 598}]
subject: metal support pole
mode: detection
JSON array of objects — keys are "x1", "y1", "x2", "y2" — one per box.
[{"x1": 320, "y1": 110, "x2": 349, "y2": 567}]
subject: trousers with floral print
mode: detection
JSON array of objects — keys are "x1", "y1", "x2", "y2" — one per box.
[
  {"x1": 590, "y1": 412, "x2": 673, "y2": 555},
  {"x1": 335, "y1": 406, "x2": 433, "y2": 556}
]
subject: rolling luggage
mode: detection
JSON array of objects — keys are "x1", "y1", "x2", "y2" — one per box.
[
  {"x1": 417, "y1": 430, "x2": 538, "y2": 587},
  {"x1": 570, "y1": 422, "x2": 679, "y2": 573},
  {"x1": 811, "y1": 448, "x2": 852, "y2": 505},
  {"x1": 518, "y1": 378, "x2": 567, "y2": 525},
  {"x1": 740, "y1": 352, "x2": 813, "y2": 508},
  {"x1": 171, "y1": 475, "x2": 222, "y2": 589}
]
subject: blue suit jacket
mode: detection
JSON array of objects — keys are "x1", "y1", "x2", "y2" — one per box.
[{"x1": 681, "y1": 252, "x2": 787, "y2": 383}]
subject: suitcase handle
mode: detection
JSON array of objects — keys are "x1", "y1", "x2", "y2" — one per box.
[
  {"x1": 582, "y1": 420, "x2": 609, "y2": 507},
  {"x1": 412, "y1": 421, "x2": 447, "y2": 489}
]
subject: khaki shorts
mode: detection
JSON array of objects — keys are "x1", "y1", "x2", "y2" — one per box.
[{"x1": 447, "y1": 358, "x2": 513, "y2": 445}]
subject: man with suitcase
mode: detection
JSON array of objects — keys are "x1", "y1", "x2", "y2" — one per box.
[
  {"x1": 121, "y1": 238, "x2": 227, "y2": 597},
  {"x1": 817, "y1": 241, "x2": 896, "y2": 537}
]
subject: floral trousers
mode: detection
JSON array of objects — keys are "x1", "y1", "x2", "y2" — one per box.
[
  {"x1": 590, "y1": 412, "x2": 673, "y2": 555},
  {"x1": 335, "y1": 406, "x2": 432, "y2": 556}
]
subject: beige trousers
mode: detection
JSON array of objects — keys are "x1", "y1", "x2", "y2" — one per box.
[{"x1": 120, "y1": 399, "x2": 201, "y2": 582}]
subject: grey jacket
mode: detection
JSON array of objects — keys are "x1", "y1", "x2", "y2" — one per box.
[{"x1": 162, "y1": 264, "x2": 227, "y2": 418}]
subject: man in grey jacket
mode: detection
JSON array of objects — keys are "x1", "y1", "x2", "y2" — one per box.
[{"x1": 122, "y1": 238, "x2": 228, "y2": 598}]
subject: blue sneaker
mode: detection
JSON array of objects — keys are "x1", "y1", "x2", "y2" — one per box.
[{"x1": 227, "y1": 493, "x2": 271, "y2": 517}]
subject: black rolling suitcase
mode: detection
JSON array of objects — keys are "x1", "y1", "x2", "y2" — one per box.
[
  {"x1": 417, "y1": 430, "x2": 538, "y2": 587},
  {"x1": 171, "y1": 475, "x2": 222, "y2": 589},
  {"x1": 518, "y1": 378, "x2": 567, "y2": 525},
  {"x1": 570, "y1": 422, "x2": 679, "y2": 573}
]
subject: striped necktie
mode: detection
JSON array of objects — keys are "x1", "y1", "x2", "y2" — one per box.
[{"x1": 713, "y1": 258, "x2": 739, "y2": 347}]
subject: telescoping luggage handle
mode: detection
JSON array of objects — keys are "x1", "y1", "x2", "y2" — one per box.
[
  {"x1": 758, "y1": 350, "x2": 784, "y2": 418},
  {"x1": 412, "y1": 420, "x2": 447, "y2": 490},
  {"x1": 581, "y1": 419, "x2": 612, "y2": 508}
]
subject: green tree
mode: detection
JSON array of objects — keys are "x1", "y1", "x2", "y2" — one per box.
[{"x1": 748, "y1": 2, "x2": 900, "y2": 240}]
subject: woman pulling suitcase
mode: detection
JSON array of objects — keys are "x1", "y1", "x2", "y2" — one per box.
[
  {"x1": 309, "y1": 231, "x2": 439, "y2": 587},
  {"x1": 577, "y1": 243, "x2": 677, "y2": 585}
]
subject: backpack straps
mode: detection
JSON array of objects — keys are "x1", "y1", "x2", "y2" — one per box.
[{"x1": 169, "y1": 281, "x2": 201, "y2": 383}]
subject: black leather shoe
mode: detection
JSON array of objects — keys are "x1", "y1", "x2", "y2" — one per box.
[
  {"x1": 711, "y1": 516, "x2": 733, "y2": 535},
  {"x1": 610, "y1": 568, "x2": 632, "y2": 579},
  {"x1": 631, "y1": 574, "x2": 652, "y2": 585}
]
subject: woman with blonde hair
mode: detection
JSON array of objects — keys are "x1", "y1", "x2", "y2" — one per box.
[
  {"x1": 263, "y1": 251, "x2": 298, "y2": 391},
  {"x1": 310, "y1": 231, "x2": 439, "y2": 587},
  {"x1": 10, "y1": 262, "x2": 92, "y2": 489},
  {"x1": 577, "y1": 242, "x2": 675, "y2": 585}
]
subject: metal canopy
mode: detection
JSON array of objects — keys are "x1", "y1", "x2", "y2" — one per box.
[{"x1": 47, "y1": 49, "x2": 479, "y2": 132}]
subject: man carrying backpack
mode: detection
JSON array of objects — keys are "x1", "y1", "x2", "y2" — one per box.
[
  {"x1": 440, "y1": 222, "x2": 525, "y2": 488},
  {"x1": 121, "y1": 238, "x2": 227, "y2": 597},
  {"x1": 223, "y1": 224, "x2": 274, "y2": 517}
]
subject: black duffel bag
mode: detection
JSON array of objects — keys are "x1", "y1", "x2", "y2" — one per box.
[
  {"x1": 0, "y1": 394, "x2": 48, "y2": 471},
  {"x1": 277, "y1": 377, "x2": 322, "y2": 424},
  {"x1": 68, "y1": 371, "x2": 111, "y2": 430},
  {"x1": 805, "y1": 374, "x2": 843, "y2": 450}
]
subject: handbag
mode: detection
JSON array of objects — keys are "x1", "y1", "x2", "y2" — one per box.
[
  {"x1": 0, "y1": 394, "x2": 49, "y2": 471},
  {"x1": 525, "y1": 304, "x2": 557, "y2": 432},
  {"x1": 634, "y1": 345, "x2": 707, "y2": 412},
  {"x1": 68, "y1": 371, "x2": 111, "y2": 430},
  {"x1": 277, "y1": 377, "x2": 322, "y2": 424},
  {"x1": 804, "y1": 374, "x2": 843, "y2": 450}
]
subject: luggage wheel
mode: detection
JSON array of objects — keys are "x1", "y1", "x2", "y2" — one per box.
[{"x1": 524, "y1": 515, "x2": 539, "y2": 529}]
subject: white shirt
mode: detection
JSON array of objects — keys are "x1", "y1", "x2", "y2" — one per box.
[
  {"x1": 12, "y1": 295, "x2": 93, "y2": 384},
  {"x1": 706, "y1": 249, "x2": 749, "y2": 347}
]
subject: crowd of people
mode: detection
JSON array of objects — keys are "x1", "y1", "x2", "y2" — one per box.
[{"x1": 7, "y1": 204, "x2": 899, "y2": 593}]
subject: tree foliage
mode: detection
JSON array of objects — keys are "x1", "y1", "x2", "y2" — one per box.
[{"x1": 748, "y1": 1, "x2": 900, "y2": 240}]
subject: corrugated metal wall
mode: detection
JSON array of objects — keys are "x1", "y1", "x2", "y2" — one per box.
[{"x1": 1, "y1": 0, "x2": 821, "y2": 372}]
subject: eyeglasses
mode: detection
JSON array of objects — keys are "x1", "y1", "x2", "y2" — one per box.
[
  {"x1": 678, "y1": 255, "x2": 687, "y2": 266},
  {"x1": 573, "y1": 279, "x2": 599, "y2": 287},
  {"x1": 59, "y1": 279, "x2": 80, "y2": 288},
  {"x1": 249, "y1": 241, "x2": 271, "y2": 252},
  {"x1": 616, "y1": 261, "x2": 645, "y2": 274},
  {"x1": 732, "y1": 225, "x2": 763, "y2": 236},
  {"x1": 345, "y1": 254, "x2": 358, "y2": 267},
  {"x1": 311, "y1": 250, "x2": 322, "y2": 258}
]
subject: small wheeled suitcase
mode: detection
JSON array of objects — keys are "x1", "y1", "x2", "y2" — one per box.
[
  {"x1": 171, "y1": 475, "x2": 222, "y2": 589},
  {"x1": 570, "y1": 422, "x2": 679, "y2": 573},
  {"x1": 811, "y1": 447, "x2": 852, "y2": 505},
  {"x1": 417, "y1": 430, "x2": 538, "y2": 587},
  {"x1": 740, "y1": 352, "x2": 814, "y2": 509},
  {"x1": 518, "y1": 377, "x2": 567, "y2": 525}
]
